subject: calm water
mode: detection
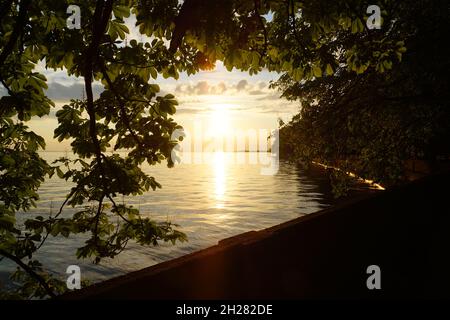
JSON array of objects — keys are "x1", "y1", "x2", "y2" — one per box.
[{"x1": 1, "y1": 152, "x2": 357, "y2": 286}]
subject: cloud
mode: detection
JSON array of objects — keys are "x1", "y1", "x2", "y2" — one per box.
[
  {"x1": 195, "y1": 81, "x2": 209, "y2": 95},
  {"x1": 248, "y1": 90, "x2": 265, "y2": 95},
  {"x1": 256, "y1": 92, "x2": 282, "y2": 101},
  {"x1": 236, "y1": 80, "x2": 248, "y2": 91},
  {"x1": 250, "y1": 100, "x2": 299, "y2": 114},
  {"x1": 45, "y1": 82, "x2": 104, "y2": 101},
  {"x1": 176, "y1": 81, "x2": 229, "y2": 95},
  {"x1": 1, "y1": 78, "x2": 294, "y2": 119},
  {"x1": 210, "y1": 82, "x2": 227, "y2": 95},
  {"x1": 173, "y1": 79, "x2": 273, "y2": 97},
  {"x1": 258, "y1": 81, "x2": 267, "y2": 89},
  {"x1": 175, "y1": 107, "x2": 205, "y2": 114},
  {"x1": 1, "y1": 81, "x2": 169, "y2": 103},
  {"x1": 0, "y1": 82, "x2": 104, "y2": 102},
  {"x1": 3, "y1": 78, "x2": 271, "y2": 101}
]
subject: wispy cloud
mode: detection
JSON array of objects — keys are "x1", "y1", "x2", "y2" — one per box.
[
  {"x1": 174, "y1": 79, "x2": 270, "y2": 97},
  {"x1": 45, "y1": 83, "x2": 103, "y2": 101}
]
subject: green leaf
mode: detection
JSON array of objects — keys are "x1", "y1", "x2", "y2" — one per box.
[
  {"x1": 292, "y1": 68, "x2": 303, "y2": 81},
  {"x1": 326, "y1": 64, "x2": 334, "y2": 76},
  {"x1": 313, "y1": 66, "x2": 322, "y2": 78},
  {"x1": 56, "y1": 167, "x2": 64, "y2": 179},
  {"x1": 113, "y1": 5, "x2": 130, "y2": 19},
  {"x1": 149, "y1": 67, "x2": 157, "y2": 79},
  {"x1": 282, "y1": 60, "x2": 293, "y2": 72},
  {"x1": 2, "y1": 155, "x2": 15, "y2": 166}
]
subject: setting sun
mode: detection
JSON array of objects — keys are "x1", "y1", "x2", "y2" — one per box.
[{"x1": 206, "y1": 103, "x2": 233, "y2": 138}]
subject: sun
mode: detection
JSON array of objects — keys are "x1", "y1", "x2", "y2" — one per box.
[{"x1": 206, "y1": 103, "x2": 232, "y2": 138}]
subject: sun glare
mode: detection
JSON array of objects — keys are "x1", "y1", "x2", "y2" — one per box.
[
  {"x1": 214, "y1": 151, "x2": 226, "y2": 209},
  {"x1": 207, "y1": 103, "x2": 232, "y2": 139}
]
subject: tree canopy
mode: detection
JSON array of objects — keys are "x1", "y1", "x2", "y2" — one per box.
[
  {"x1": 0, "y1": 0, "x2": 422, "y2": 298},
  {"x1": 276, "y1": 0, "x2": 450, "y2": 190}
]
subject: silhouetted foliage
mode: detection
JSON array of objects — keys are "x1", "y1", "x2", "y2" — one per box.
[
  {"x1": 276, "y1": 0, "x2": 450, "y2": 189},
  {"x1": 1, "y1": 0, "x2": 413, "y2": 298}
]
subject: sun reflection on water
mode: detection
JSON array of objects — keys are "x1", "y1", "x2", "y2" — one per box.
[{"x1": 214, "y1": 151, "x2": 226, "y2": 209}]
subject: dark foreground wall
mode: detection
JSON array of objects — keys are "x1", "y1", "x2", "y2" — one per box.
[{"x1": 63, "y1": 172, "x2": 450, "y2": 299}]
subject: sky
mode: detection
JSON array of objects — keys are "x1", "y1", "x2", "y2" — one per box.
[
  {"x1": 5, "y1": 16, "x2": 300, "y2": 152},
  {"x1": 20, "y1": 60, "x2": 299, "y2": 152}
]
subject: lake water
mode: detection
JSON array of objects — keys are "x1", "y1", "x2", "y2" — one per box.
[{"x1": 0, "y1": 151, "x2": 370, "y2": 287}]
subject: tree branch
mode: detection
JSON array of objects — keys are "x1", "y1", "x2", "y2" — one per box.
[
  {"x1": 0, "y1": 0, "x2": 31, "y2": 66},
  {"x1": 0, "y1": 249, "x2": 56, "y2": 299},
  {"x1": 98, "y1": 64, "x2": 144, "y2": 147}
]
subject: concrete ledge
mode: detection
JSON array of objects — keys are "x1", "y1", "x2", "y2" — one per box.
[{"x1": 62, "y1": 171, "x2": 450, "y2": 299}]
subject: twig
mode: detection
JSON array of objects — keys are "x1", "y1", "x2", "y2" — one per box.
[{"x1": 0, "y1": 249, "x2": 56, "y2": 299}]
